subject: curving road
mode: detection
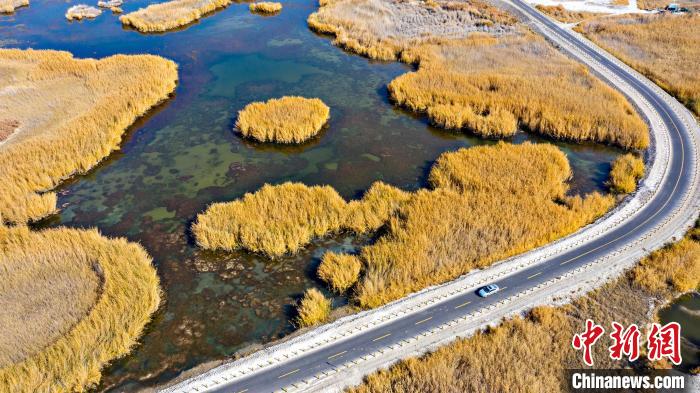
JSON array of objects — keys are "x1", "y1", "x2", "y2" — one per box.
[{"x1": 164, "y1": 2, "x2": 700, "y2": 393}]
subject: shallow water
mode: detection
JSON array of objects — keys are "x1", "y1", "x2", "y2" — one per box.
[
  {"x1": 659, "y1": 292, "x2": 700, "y2": 372},
  {"x1": 1, "y1": 1, "x2": 625, "y2": 390}
]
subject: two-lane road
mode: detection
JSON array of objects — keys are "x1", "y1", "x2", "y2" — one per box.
[{"x1": 166, "y1": 3, "x2": 699, "y2": 392}]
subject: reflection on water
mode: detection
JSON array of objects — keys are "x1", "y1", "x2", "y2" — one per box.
[
  {"x1": 2, "y1": 0, "x2": 625, "y2": 390},
  {"x1": 659, "y1": 292, "x2": 700, "y2": 372}
]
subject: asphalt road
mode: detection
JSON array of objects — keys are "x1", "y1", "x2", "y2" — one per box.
[{"x1": 171, "y1": 4, "x2": 698, "y2": 393}]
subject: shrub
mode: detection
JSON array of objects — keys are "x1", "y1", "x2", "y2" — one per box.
[
  {"x1": 608, "y1": 153, "x2": 644, "y2": 194},
  {"x1": 295, "y1": 288, "x2": 332, "y2": 327},
  {"x1": 317, "y1": 252, "x2": 363, "y2": 293},
  {"x1": 0, "y1": 49, "x2": 178, "y2": 224},
  {"x1": 236, "y1": 96, "x2": 330, "y2": 144},
  {"x1": 0, "y1": 225, "x2": 161, "y2": 391},
  {"x1": 120, "y1": 0, "x2": 232, "y2": 33},
  {"x1": 249, "y1": 1, "x2": 282, "y2": 13}
]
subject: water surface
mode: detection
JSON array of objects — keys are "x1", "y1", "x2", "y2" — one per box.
[
  {"x1": 1, "y1": 1, "x2": 625, "y2": 390},
  {"x1": 659, "y1": 292, "x2": 700, "y2": 372}
]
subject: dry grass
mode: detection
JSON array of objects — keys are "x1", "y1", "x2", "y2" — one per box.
[
  {"x1": 0, "y1": 49, "x2": 178, "y2": 224},
  {"x1": 249, "y1": 1, "x2": 282, "y2": 13},
  {"x1": 389, "y1": 34, "x2": 648, "y2": 149},
  {"x1": 120, "y1": 0, "x2": 232, "y2": 33},
  {"x1": 353, "y1": 143, "x2": 613, "y2": 307},
  {"x1": 578, "y1": 13, "x2": 700, "y2": 116},
  {"x1": 632, "y1": 228, "x2": 700, "y2": 294},
  {"x1": 295, "y1": 288, "x2": 332, "y2": 327},
  {"x1": 535, "y1": 5, "x2": 604, "y2": 23},
  {"x1": 343, "y1": 182, "x2": 412, "y2": 234},
  {"x1": 194, "y1": 183, "x2": 347, "y2": 256},
  {"x1": 350, "y1": 228, "x2": 700, "y2": 393},
  {"x1": 0, "y1": 0, "x2": 28, "y2": 13},
  {"x1": 0, "y1": 225, "x2": 161, "y2": 392},
  {"x1": 197, "y1": 143, "x2": 614, "y2": 307},
  {"x1": 193, "y1": 181, "x2": 409, "y2": 257},
  {"x1": 308, "y1": 0, "x2": 648, "y2": 149},
  {"x1": 608, "y1": 153, "x2": 644, "y2": 194},
  {"x1": 236, "y1": 97, "x2": 330, "y2": 144},
  {"x1": 318, "y1": 252, "x2": 363, "y2": 293},
  {"x1": 308, "y1": 0, "x2": 517, "y2": 61},
  {"x1": 637, "y1": 0, "x2": 700, "y2": 10}
]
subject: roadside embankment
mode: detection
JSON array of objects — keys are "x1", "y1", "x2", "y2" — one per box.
[{"x1": 349, "y1": 225, "x2": 700, "y2": 392}]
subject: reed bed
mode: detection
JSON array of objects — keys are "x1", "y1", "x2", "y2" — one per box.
[
  {"x1": 0, "y1": 0, "x2": 28, "y2": 13},
  {"x1": 317, "y1": 252, "x2": 363, "y2": 293},
  {"x1": 578, "y1": 13, "x2": 700, "y2": 116},
  {"x1": 236, "y1": 96, "x2": 330, "y2": 144},
  {"x1": 535, "y1": 4, "x2": 603, "y2": 23},
  {"x1": 249, "y1": 1, "x2": 282, "y2": 13},
  {"x1": 0, "y1": 225, "x2": 161, "y2": 392},
  {"x1": 350, "y1": 227, "x2": 700, "y2": 393},
  {"x1": 353, "y1": 143, "x2": 613, "y2": 307},
  {"x1": 389, "y1": 34, "x2": 649, "y2": 149},
  {"x1": 120, "y1": 0, "x2": 232, "y2": 33},
  {"x1": 309, "y1": 0, "x2": 648, "y2": 149},
  {"x1": 295, "y1": 288, "x2": 332, "y2": 327},
  {"x1": 0, "y1": 49, "x2": 178, "y2": 224},
  {"x1": 196, "y1": 143, "x2": 614, "y2": 307},
  {"x1": 608, "y1": 153, "x2": 644, "y2": 194},
  {"x1": 308, "y1": 0, "x2": 516, "y2": 61},
  {"x1": 193, "y1": 181, "x2": 410, "y2": 257}
]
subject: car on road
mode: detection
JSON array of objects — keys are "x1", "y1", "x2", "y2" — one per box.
[{"x1": 477, "y1": 284, "x2": 500, "y2": 297}]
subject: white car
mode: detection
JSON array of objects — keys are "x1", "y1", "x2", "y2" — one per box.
[{"x1": 477, "y1": 284, "x2": 500, "y2": 297}]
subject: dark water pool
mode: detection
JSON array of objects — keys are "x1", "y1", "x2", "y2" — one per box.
[
  {"x1": 1, "y1": 0, "x2": 625, "y2": 390},
  {"x1": 659, "y1": 292, "x2": 700, "y2": 372}
]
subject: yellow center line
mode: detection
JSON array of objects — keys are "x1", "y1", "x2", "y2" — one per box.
[
  {"x1": 372, "y1": 333, "x2": 391, "y2": 342},
  {"x1": 527, "y1": 272, "x2": 542, "y2": 280},
  {"x1": 455, "y1": 301, "x2": 472, "y2": 309},
  {"x1": 277, "y1": 369, "x2": 300, "y2": 379},
  {"x1": 236, "y1": 389, "x2": 249, "y2": 393},
  {"x1": 415, "y1": 316, "x2": 433, "y2": 325},
  {"x1": 500, "y1": 286, "x2": 508, "y2": 291},
  {"x1": 327, "y1": 350, "x2": 347, "y2": 360}
]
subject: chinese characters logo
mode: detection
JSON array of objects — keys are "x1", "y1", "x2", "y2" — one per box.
[{"x1": 572, "y1": 319, "x2": 682, "y2": 366}]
